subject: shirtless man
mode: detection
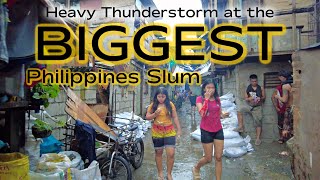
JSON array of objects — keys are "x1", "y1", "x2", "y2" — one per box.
[{"x1": 274, "y1": 70, "x2": 294, "y2": 139}]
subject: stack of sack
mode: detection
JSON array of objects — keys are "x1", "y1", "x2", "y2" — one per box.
[
  {"x1": 190, "y1": 92, "x2": 254, "y2": 158},
  {"x1": 29, "y1": 152, "x2": 101, "y2": 180},
  {"x1": 113, "y1": 112, "x2": 152, "y2": 139}
]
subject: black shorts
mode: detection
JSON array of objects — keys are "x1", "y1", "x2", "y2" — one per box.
[
  {"x1": 200, "y1": 128, "x2": 224, "y2": 143},
  {"x1": 191, "y1": 102, "x2": 196, "y2": 106},
  {"x1": 277, "y1": 113, "x2": 285, "y2": 130}
]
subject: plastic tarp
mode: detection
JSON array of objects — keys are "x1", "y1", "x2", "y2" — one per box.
[
  {"x1": 113, "y1": 112, "x2": 151, "y2": 139},
  {"x1": 40, "y1": 135, "x2": 63, "y2": 155},
  {"x1": 71, "y1": 160, "x2": 101, "y2": 180},
  {"x1": 22, "y1": 130, "x2": 42, "y2": 171},
  {"x1": 223, "y1": 147, "x2": 248, "y2": 158},
  {"x1": 58, "y1": 151, "x2": 84, "y2": 170},
  {"x1": 6, "y1": 0, "x2": 38, "y2": 59}
]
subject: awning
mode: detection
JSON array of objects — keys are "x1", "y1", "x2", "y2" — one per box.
[{"x1": 173, "y1": 61, "x2": 211, "y2": 75}]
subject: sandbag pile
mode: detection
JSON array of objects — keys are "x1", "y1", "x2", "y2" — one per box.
[
  {"x1": 113, "y1": 112, "x2": 151, "y2": 139},
  {"x1": 190, "y1": 92, "x2": 254, "y2": 158},
  {"x1": 29, "y1": 152, "x2": 100, "y2": 180}
]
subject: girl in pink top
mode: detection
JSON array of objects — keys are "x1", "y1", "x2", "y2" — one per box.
[{"x1": 192, "y1": 80, "x2": 229, "y2": 180}]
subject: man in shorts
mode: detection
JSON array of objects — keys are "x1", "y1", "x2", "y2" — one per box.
[
  {"x1": 234, "y1": 74, "x2": 265, "y2": 145},
  {"x1": 272, "y1": 84, "x2": 286, "y2": 144},
  {"x1": 274, "y1": 70, "x2": 293, "y2": 140}
]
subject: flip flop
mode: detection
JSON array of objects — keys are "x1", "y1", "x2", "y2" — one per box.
[
  {"x1": 192, "y1": 167, "x2": 200, "y2": 179},
  {"x1": 255, "y1": 139, "x2": 262, "y2": 146}
]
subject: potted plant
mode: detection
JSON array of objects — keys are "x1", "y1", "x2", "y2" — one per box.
[
  {"x1": 32, "y1": 119, "x2": 66, "y2": 139},
  {"x1": 31, "y1": 83, "x2": 60, "y2": 112},
  {"x1": 32, "y1": 119, "x2": 53, "y2": 138}
]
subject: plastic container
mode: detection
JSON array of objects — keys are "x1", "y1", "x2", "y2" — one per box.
[{"x1": 0, "y1": 153, "x2": 30, "y2": 180}]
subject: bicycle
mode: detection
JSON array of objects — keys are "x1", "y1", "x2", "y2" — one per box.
[
  {"x1": 95, "y1": 128, "x2": 133, "y2": 180},
  {"x1": 108, "y1": 122, "x2": 144, "y2": 169}
]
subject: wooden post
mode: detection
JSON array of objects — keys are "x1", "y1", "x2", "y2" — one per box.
[
  {"x1": 260, "y1": 0, "x2": 264, "y2": 24},
  {"x1": 292, "y1": 0, "x2": 297, "y2": 50}
]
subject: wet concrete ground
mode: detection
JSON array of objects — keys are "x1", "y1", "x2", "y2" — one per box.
[{"x1": 133, "y1": 101, "x2": 293, "y2": 180}]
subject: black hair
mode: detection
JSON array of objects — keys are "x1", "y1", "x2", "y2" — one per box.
[
  {"x1": 278, "y1": 70, "x2": 293, "y2": 85},
  {"x1": 151, "y1": 87, "x2": 172, "y2": 115},
  {"x1": 201, "y1": 80, "x2": 220, "y2": 105},
  {"x1": 278, "y1": 70, "x2": 291, "y2": 79},
  {"x1": 249, "y1": 74, "x2": 258, "y2": 80}
]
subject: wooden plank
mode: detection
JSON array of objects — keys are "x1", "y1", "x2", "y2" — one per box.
[
  {"x1": 66, "y1": 100, "x2": 116, "y2": 137},
  {"x1": 88, "y1": 104, "x2": 108, "y2": 120},
  {"x1": 65, "y1": 106, "x2": 89, "y2": 124},
  {"x1": 66, "y1": 88, "x2": 116, "y2": 137}
]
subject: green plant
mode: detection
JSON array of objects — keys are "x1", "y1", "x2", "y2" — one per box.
[
  {"x1": 33, "y1": 119, "x2": 52, "y2": 131},
  {"x1": 32, "y1": 83, "x2": 60, "y2": 108},
  {"x1": 33, "y1": 119, "x2": 66, "y2": 131}
]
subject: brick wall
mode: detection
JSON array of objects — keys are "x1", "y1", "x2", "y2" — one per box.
[{"x1": 291, "y1": 48, "x2": 320, "y2": 179}]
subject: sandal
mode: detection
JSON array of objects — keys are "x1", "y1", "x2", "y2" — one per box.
[
  {"x1": 255, "y1": 139, "x2": 262, "y2": 146},
  {"x1": 158, "y1": 176, "x2": 164, "y2": 180},
  {"x1": 278, "y1": 138, "x2": 284, "y2": 144},
  {"x1": 192, "y1": 167, "x2": 200, "y2": 179}
]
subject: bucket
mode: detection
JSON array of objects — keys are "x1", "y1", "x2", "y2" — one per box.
[{"x1": 0, "y1": 152, "x2": 30, "y2": 180}]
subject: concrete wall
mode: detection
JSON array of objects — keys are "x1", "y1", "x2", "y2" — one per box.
[
  {"x1": 241, "y1": 0, "x2": 315, "y2": 51},
  {"x1": 222, "y1": 62, "x2": 292, "y2": 142},
  {"x1": 264, "y1": 0, "x2": 314, "y2": 49},
  {"x1": 29, "y1": 86, "x2": 98, "y2": 140},
  {"x1": 222, "y1": 70, "x2": 237, "y2": 96},
  {"x1": 291, "y1": 48, "x2": 320, "y2": 180},
  {"x1": 110, "y1": 73, "x2": 151, "y2": 117}
]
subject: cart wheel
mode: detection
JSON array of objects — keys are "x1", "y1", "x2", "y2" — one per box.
[
  {"x1": 131, "y1": 138, "x2": 144, "y2": 169},
  {"x1": 100, "y1": 156, "x2": 132, "y2": 180}
]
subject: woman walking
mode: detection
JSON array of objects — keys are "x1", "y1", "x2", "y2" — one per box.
[
  {"x1": 192, "y1": 80, "x2": 229, "y2": 180},
  {"x1": 189, "y1": 91, "x2": 197, "y2": 120},
  {"x1": 146, "y1": 87, "x2": 182, "y2": 180}
]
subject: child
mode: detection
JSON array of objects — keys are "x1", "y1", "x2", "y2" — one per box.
[{"x1": 145, "y1": 87, "x2": 182, "y2": 180}]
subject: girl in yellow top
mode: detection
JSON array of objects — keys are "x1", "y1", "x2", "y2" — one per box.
[{"x1": 146, "y1": 87, "x2": 182, "y2": 180}]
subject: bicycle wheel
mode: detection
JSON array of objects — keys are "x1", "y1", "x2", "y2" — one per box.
[
  {"x1": 100, "y1": 156, "x2": 132, "y2": 180},
  {"x1": 131, "y1": 138, "x2": 144, "y2": 169}
]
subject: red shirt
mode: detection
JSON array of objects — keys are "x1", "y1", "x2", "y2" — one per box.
[{"x1": 196, "y1": 96, "x2": 222, "y2": 132}]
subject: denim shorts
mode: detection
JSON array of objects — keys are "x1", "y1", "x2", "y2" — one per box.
[
  {"x1": 152, "y1": 136, "x2": 176, "y2": 150},
  {"x1": 201, "y1": 128, "x2": 224, "y2": 143}
]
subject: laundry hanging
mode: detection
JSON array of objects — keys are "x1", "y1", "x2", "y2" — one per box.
[{"x1": 6, "y1": 0, "x2": 38, "y2": 60}]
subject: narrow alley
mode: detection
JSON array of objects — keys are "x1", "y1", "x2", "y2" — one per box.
[
  {"x1": 1, "y1": 0, "x2": 320, "y2": 179},
  {"x1": 133, "y1": 101, "x2": 293, "y2": 180}
]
